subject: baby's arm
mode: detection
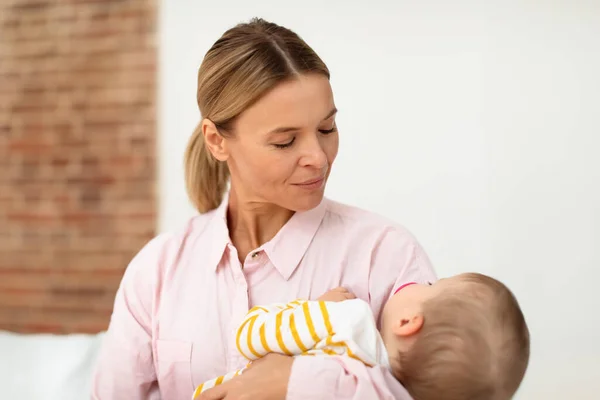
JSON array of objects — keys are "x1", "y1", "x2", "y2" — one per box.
[
  {"x1": 237, "y1": 287, "x2": 355, "y2": 360},
  {"x1": 237, "y1": 299, "x2": 312, "y2": 360}
]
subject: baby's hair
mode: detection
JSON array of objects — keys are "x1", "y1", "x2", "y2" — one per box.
[{"x1": 394, "y1": 273, "x2": 530, "y2": 400}]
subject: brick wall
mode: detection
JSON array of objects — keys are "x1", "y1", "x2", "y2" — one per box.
[{"x1": 0, "y1": 0, "x2": 157, "y2": 333}]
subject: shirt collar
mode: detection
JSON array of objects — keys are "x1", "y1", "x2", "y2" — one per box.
[
  {"x1": 208, "y1": 193, "x2": 328, "y2": 280},
  {"x1": 263, "y1": 198, "x2": 328, "y2": 280}
]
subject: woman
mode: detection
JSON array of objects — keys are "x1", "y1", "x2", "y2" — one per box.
[{"x1": 92, "y1": 18, "x2": 437, "y2": 400}]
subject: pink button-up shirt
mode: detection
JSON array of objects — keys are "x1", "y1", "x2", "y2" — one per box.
[{"x1": 91, "y1": 196, "x2": 437, "y2": 399}]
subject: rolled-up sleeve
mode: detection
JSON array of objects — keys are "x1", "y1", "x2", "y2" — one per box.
[
  {"x1": 91, "y1": 234, "x2": 169, "y2": 399},
  {"x1": 287, "y1": 226, "x2": 437, "y2": 400}
]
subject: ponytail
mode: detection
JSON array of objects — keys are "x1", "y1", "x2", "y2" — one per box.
[{"x1": 184, "y1": 123, "x2": 230, "y2": 213}]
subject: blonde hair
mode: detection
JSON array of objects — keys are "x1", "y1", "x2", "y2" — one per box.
[
  {"x1": 395, "y1": 273, "x2": 530, "y2": 400},
  {"x1": 184, "y1": 18, "x2": 330, "y2": 213}
]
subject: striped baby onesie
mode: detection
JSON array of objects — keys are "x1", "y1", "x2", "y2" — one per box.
[{"x1": 192, "y1": 298, "x2": 390, "y2": 399}]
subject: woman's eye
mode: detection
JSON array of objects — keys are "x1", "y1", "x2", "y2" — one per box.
[
  {"x1": 273, "y1": 137, "x2": 295, "y2": 149},
  {"x1": 319, "y1": 126, "x2": 337, "y2": 135},
  {"x1": 273, "y1": 125, "x2": 335, "y2": 148}
]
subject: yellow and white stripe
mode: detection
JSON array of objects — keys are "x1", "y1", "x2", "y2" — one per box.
[
  {"x1": 191, "y1": 367, "x2": 245, "y2": 399},
  {"x1": 236, "y1": 299, "x2": 336, "y2": 360}
]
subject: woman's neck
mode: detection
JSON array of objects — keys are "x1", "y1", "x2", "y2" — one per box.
[{"x1": 227, "y1": 187, "x2": 294, "y2": 263}]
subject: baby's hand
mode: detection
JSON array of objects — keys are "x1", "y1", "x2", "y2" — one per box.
[{"x1": 317, "y1": 287, "x2": 356, "y2": 302}]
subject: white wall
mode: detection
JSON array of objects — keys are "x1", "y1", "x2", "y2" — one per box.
[{"x1": 158, "y1": 1, "x2": 600, "y2": 398}]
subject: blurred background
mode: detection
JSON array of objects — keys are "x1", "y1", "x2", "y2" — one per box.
[
  {"x1": 0, "y1": 0, "x2": 156, "y2": 335},
  {"x1": 0, "y1": 0, "x2": 156, "y2": 397},
  {"x1": 1, "y1": 0, "x2": 599, "y2": 399}
]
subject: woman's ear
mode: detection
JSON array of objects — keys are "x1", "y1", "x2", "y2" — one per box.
[
  {"x1": 202, "y1": 118, "x2": 229, "y2": 162},
  {"x1": 392, "y1": 312, "x2": 424, "y2": 338}
]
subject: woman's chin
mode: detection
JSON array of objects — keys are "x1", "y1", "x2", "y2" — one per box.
[{"x1": 287, "y1": 190, "x2": 326, "y2": 212}]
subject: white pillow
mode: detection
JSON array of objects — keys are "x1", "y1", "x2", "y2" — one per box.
[{"x1": 0, "y1": 330, "x2": 105, "y2": 400}]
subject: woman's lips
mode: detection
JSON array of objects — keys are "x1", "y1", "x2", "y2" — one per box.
[{"x1": 293, "y1": 176, "x2": 325, "y2": 190}]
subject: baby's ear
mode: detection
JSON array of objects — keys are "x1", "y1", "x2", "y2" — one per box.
[{"x1": 392, "y1": 312, "x2": 424, "y2": 338}]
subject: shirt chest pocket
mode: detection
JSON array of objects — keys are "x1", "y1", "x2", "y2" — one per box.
[{"x1": 156, "y1": 339, "x2": 194, "y2": 397}]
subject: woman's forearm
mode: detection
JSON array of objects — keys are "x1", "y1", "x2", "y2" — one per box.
[{"x1": 287, "y1": 355, "x2": 413, "y2": 400}]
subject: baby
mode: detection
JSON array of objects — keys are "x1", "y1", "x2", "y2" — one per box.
[{"x1": 192, "y1": 272, "x2": 530, "y2": 400}]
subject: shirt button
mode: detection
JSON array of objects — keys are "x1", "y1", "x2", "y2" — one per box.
[{"x1": 251, "y1": 251, "x2": 259, "y2": 258}]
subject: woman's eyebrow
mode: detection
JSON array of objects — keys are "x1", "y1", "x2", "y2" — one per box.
[
  {"x1": 322, "y1": 107, "x2": 338, "y2": 120},
  {"x1": 266, "y1": 126, "x2": 299, "y2": 135}
]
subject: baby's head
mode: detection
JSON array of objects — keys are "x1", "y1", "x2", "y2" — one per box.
[{"x1": 380, "y1": 273, "x2": 530, "y2": 400}]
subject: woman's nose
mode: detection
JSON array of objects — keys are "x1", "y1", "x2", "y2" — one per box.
[{"x1": 300, "y1": 138, "x2": 328, "y2": 169}]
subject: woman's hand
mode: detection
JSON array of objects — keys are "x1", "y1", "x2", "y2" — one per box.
[
  {"x1": 198, "y1": 354, "x2": 293, "y2": 400},
  {"x1": 317, "y1": 286, "x2": 356, "y2": 302}
]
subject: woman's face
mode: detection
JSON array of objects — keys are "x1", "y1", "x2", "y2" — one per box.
[{"x1": 224, "y1": 73, "x2": 339, "y2": 212}]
